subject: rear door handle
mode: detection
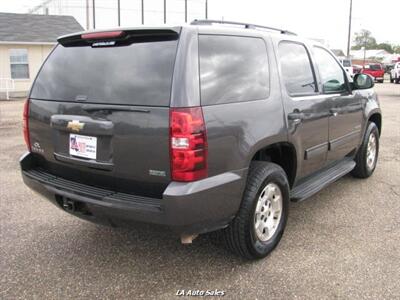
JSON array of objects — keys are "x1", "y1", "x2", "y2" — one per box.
[
  {"x1": 288, "y1": 112, "x2": 305, "y2": 124},
  {"x1": 54, "y1": 153, "x2": 114, "y2": 171},
  {"x1": 330, "y1": 108, "x2": 340, "y2": 116}
]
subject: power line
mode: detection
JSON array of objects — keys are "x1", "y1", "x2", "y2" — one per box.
[
  {"x1": 28, "y1": 0, "x2": 54, "y2": 14},
  {"x1": 30, "y1": 4, "x2": 190, "y2": 14},
  {"x1": 26, "y1": 0, "x2": 207, "y2": 27}
]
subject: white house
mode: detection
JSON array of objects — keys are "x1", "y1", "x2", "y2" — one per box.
[
  {"x1": 350, "y1": 49, "x2": 391, "y2": 60},
  {"x1": 0, "y1": 12, "x2": 83, "y2": 99}
]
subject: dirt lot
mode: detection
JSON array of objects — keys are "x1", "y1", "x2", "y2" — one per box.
[{"x1": 1, "y1": 84, "x2": 399, "y2": 299}]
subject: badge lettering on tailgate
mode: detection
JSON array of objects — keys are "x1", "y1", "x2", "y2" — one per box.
[{"x1": 149, "y1": 170, "x2": 166, "y2": 177}]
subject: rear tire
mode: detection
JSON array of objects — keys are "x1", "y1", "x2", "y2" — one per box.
[
  {"x1": 390, "y1": 74, "x2": 394, "y2": 83},
  {"x1": 222, "y1": 161, "x2": 289, "y2": 259},
  {"x1": 396, "y1": 76, "x2": 400, "y2": 84},
  {"x1": 351, "y1": 122, "x2": 379, "y2": 178}
]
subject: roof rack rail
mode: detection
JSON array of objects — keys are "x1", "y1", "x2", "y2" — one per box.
[{"x1": 191, "y1": 19, "x2": 297, "y2": 35}]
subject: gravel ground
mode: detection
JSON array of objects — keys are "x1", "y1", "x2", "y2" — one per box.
[{"x1": 0, "y1": 83, "x2": 399, "y2": 299}]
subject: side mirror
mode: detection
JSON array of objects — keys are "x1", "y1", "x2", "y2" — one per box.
[{"x1": 353, "y1": 73, "x2": 374, "y2": 90}]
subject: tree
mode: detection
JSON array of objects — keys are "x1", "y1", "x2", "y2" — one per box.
[
  {"x1": 376, "y1": 43, "x2": 393, "y2": 54},
  {"x1": 351, "y1": 29, "x2": 400, "y2": 54},
  {"x1": 393, "y1": 45, "x2": 400, "y2": 54},
  {"x1": 351, "y1": 29, "x2": 377, "y2": 50}
]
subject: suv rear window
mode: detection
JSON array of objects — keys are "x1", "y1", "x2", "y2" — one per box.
[
  {"x1": 30, "y1": 40, "x2": 178, "y2": 106},
  {"x1": 199, "y1": 35, "x2": 269, "y2": 105}
]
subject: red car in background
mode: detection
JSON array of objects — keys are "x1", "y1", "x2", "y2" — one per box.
[{"x1": 361, "y1": 63, "x2": 385, "y2": 83}]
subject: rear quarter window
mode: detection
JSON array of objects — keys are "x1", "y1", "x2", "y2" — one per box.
[
  {"x1": 199, "y1": 35, "x2": 270, "y2": 105},
  {"x1": 30, "y1": 40, "x2": 178, "y2": 106}
]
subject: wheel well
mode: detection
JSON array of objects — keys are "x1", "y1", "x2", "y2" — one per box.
[
  {"x1": 251, "y1": 143, "x2": 297, "y2": 187},
  {"x1": 369, "y1": 113, "x2": 382, "y2": 136}
]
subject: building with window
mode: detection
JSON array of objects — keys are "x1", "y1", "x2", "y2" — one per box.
[{"x1": 0, "y1": 12, "x2": 83, "y2": 98}]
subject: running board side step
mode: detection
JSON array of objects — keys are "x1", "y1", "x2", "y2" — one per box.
[{"x1": 290, "y1": 158, "x2": 356, "y2": 202}]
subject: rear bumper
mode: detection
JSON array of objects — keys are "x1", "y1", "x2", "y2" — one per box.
[{"x1": 20, "y1": 152, "x2": 247, "y2": 235}]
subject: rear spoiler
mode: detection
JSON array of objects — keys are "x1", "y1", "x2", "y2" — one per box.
[{"x1": 58, "y1": 27, "x2": 181, "y2": 47}]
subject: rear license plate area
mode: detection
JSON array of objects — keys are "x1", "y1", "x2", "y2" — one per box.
[{"x1": 69, "y1": 134, "x2": 97, "y2": 159}]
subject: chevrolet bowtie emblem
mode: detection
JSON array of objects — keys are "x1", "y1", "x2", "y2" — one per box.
[{"x1": 67, "y1": 120, "x2": 85, "y2": 132}]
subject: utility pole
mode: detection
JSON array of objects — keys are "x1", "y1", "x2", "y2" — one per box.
[
  {"x1": 346, "y1": 0, "x2": 353, "y2": 58},
  {"x1": 185, "y1": 0, "x2": 187, "y2": 23},
  {"x1": 86, "y1": 0, "x2": 90, "y2": 29},
  {"x1": 92, "y1": 0, "x2": 96, "y2": 29},
  {"x1": 164, "y1": 0, "x2": 166, "y2": 24},
  {"x1": 205, "y1": 0, "x2": 208, "y2": 19},
  {"x1": 141, "y1": 0, "x2": 144, "y2": 25},
  {"x1": 363, "y1": 38, "x2": 367, "y2": 67},
  {"x1": 117, "y1": 0, "x2": 121, "y2": 26}
]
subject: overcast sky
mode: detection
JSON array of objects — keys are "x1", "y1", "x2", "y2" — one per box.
[{"x1": 0, "y1": 0, "x2": 399, "y2": 50}]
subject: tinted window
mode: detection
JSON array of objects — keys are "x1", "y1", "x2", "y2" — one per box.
[
  {"x1": 313, "y1": 47, "x2": 347, "y2": 93},
  {"x1": 31, "y1": 40, "x2": 178, "y2": 106},
  {"x1": 199, "y1": 35, "x2": 269, "y2": 105},
  {"x1": 278, "y1": 42, "x2": 317, "y2": 96}
]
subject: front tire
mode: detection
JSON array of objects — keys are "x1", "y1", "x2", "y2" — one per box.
[
  {"x1": 222, "y1": 161, "x2": 289, "y2": 259},
  {"x1": 352, "y1": 122, "x2": 379, "y2": 178}
]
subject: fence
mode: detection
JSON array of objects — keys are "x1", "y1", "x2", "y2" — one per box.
[{"x1": 0, "y1": 78, "x2": 15, "y2": 100}]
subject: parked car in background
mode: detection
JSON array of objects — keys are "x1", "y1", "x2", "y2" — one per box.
[
  {"x1": 20, "y1": 21, "x2": 382, "y2": 260},
  {"x1": 361, "y1": 63, "x2": 385, "y2": 83},
  {"x1": 390, "y1": 62, "x2": 400, "y2": 83},
  {"x1": 338, "y1": 57, "x2": 354, "y2": 78},
  {"x1": 353, "y1": 64, "x2": 363, "y2": 75},
  {"x1": 384, "y1": 64, "x2": 394, "y2": 74}
]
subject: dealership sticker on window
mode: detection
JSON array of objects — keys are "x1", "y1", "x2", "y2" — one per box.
[{"x1": 69, "y1": 134, "x2": 97, "y2": 160}]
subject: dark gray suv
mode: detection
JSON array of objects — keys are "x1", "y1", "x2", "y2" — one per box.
[{"x1": 20, "y1": 20, "x2": 382, "y2": 259}]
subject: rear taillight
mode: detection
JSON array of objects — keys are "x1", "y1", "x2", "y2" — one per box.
[
  {"x1": 170, "y1": 107, "x2": 207, "y2": 182},
  {"x1": 23, "y1": 99, "x2": 31, "y2": 151}
]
